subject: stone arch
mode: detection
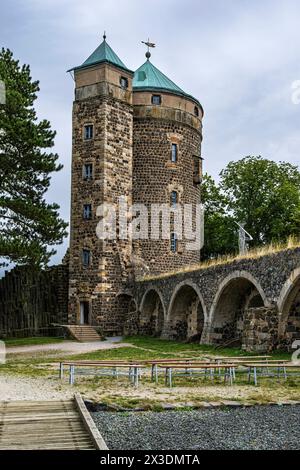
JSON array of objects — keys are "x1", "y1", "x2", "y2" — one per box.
[
  {"x1": 139, "y1": 288, "x2": 166, "y2": 336},
  {"x1": 277, "y1": 267, "x2": 300, "y2": 347},
  {"x1": 167, "y1": 280, "x2": 206, "y2": 341},
  {"x1": 209, "y1": 271, "x2": 268, "y2": 346}
]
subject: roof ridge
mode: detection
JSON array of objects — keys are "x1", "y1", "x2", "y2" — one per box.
[{"x1": 67, "y1": 38, "x2": 131, "y2": 73}]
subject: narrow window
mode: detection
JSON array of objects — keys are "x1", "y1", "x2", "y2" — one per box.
[
  {"x1": 83, "y1": 204, "x2": 92, "y2": 220},
  {"x1": 84, "y1": 124, "x2": 93, "y2": 140},
  {"x1": 170, "y1": 190, "x2": 178, "y2": 207},
  {"x1": 194, "y1": 106, "x2": 199, "y2": 117},
  {"x1": 120, "y1": 76, "x2": 128, "y2": 89},
  {"x1": 151, "y1": 94, "x2": 161, "y2": 105},
  {"x1": 82, "y1": 249, "x2": 91, "y2": 267},
  {"x1": 171, "y1": 143, "x2": 178, "y2": 163},
  {"x1": 170, "y1": 232, "x2": 178, "y2": 253},
  {"x1": 83, "y1": 163, "x2": 93, "y2": 180}
]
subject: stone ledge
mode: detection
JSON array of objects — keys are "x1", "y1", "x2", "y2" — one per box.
[{"x1": 87, "y1": 400, "x2": 300, "y2": 413}]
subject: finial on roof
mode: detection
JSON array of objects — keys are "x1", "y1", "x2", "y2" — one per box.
[
  {"x1": 141, "y1": 38, "x2": 155, "y2": 60},
  {"x1": 103, "y1": 31, "x2": 107, "y2": 41}
]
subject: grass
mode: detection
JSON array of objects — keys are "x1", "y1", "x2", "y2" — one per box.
[
  {"x1": 3, "y1": 337, "x2": 66, "y2": 348},
  {"x1": 139, "y1": 236, "x2": 300, "y2": 281},
  {"x1": 124, "y1": 336, "x2": 291, "y2": 359},
  {"x1": 0, "y1": 335, "x2": 298, "y2": 407}
]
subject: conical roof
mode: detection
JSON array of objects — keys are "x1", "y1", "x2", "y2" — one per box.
[
  {"x1": 68, "y1": 37, "x2": 131, "y2": 73},
  {"x1": 133, "y1": 59, "x2": 201, "y2": 106},
  {"x1": 133, "y1": 60, "x2": 185, "y2": 94}
]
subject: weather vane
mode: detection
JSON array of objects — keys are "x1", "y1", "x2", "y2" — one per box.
[{"x1": 141, "y1": 38, "x2": 156, "y2": 59}]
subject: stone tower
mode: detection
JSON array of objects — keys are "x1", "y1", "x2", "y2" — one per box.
[
  {"x1": 67, "y1": 37, "x2": 203, "y2": 334},
  {"x1": 132, "y1": 52, "x2": 203, "y2": 275},
  {"x1": 68, "y1": 36, "x2": 134, "y2": 334}
]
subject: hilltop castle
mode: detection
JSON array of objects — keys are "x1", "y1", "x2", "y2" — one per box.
[{"x1": 67, "y1": 35, "x2": 203, "y2": 334}]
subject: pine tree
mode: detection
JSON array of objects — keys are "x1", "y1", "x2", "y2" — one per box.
[{"x1": 0, "y1": 48, "x2": 68, "y2": 266}]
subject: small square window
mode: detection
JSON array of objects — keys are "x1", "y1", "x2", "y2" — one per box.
[
  {"x1": 83, "y1": 163, "x2": 93, "y2": 180},
  {"x1": 83, "y1": 204, "x2": 92, "y2": 219},
  {"x1": 120, "y1": 76, "x2": 128, "y2": 89},
  {"x1": 171, "y1": 143, "x2": 178, "y2": 163},
  {"x1": 170, "y1": 232, "x2": 178, "y2": 253},
  {"x1": 151, "y1": 94, "x2": 161, "y2": 105},
  {"x1": 82, "y1": 249, "x2": 91, "y2": 267},
  {"x1": 84, "y1": 124, "x2": 93, "y2": 140}
]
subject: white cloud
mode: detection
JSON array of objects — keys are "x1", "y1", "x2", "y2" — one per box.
[{"x1": 1, "y1": 0, "x2": 300, "y2": 270}]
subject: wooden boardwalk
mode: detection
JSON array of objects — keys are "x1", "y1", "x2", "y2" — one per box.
[{"x1": 0, "y1": 394, "x2": 108, "y2": 450}]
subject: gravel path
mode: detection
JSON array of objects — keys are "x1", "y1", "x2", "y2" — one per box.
[
  {"x1": 6, "y1": 337, "x2": 128, "y2": 355},
  {"x1": 0, "y1": 374, "x2": 73, "y2": 401},
  {"x1": 92, "y1": 406, "x2": 300, "y2": 450}
]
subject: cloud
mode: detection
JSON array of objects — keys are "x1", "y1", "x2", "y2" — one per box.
[{"x1": 1, "y1": 0, "x2": 300, "y2": 270}]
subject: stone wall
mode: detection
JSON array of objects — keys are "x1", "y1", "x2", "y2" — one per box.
[
  {"x1": 133, "y1": 248, "x2": 300, "y2": 350},
  {"x1": 68, "y1": 62, "x2": 134, "y2": 335},
  {"x1": 132, "y1": 107, "x2": 202, "y2": 275},
  {"x1": 242, "y1": 306, "x2": 279, "y2": 352},
  {"x1": 0, "y1": 264, "x2": 68, "y2": 338}
]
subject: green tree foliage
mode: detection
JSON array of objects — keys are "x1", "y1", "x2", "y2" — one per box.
[
  {"x1": 201, "y1": 174, "x2": 237, "y2": 259},
  {"x1": 201, "y1": 156, "x2": 300, "y2": 259},
  {"x1": 0, "y1": 48, "x2": 68, "y2": 266},
  {"x1": 220, "y1": 156, "x2": 300, "y2": 246}
]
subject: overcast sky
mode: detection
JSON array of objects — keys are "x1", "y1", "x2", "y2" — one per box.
[{"x1": 1, "y1": 0, "x2": 300, "y2": 267}]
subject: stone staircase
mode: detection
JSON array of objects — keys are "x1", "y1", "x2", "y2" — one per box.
[{"x1": 65, "y1": 325, "x2": 101, "y2": 342}]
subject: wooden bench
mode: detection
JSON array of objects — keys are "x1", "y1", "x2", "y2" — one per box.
[
  {"x1": 245, "y1": 362, "x2": 300, "y2": 385},
  {"x1": 147, "y1": 359, "x2": 210, "y2": 382},
  {"x1": 59, "y1": 361, "x2": 145, "y2": 386},
  {"x1": 210, "y1": 355, "x2": 272, "y2": 364},
  {"x1": 157, "y1": 363, "x2": 237, "y2": 387}
]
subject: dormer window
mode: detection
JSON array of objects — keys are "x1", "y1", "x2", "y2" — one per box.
[
  {"x1": 120, "y1": 76, "x2": 128, "y2": 89},
  {"x1": 84, "y1": 124, "x2": 93, "y2": 140},
  {"x1": 194, "y1": 106, "x2": 199, "y2": 117},
  {"x1": 151, "y1": 94, "x2": 161, "y2": 105}
]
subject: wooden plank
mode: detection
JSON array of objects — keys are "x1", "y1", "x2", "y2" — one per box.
[
  {"x1": 74, "y1": 393, "x2": 108, "y2": 450},
  {"x1": 0, "y1": 397, "x2": 96, "y2": 450}
]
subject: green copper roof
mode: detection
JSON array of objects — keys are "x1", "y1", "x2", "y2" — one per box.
[
  {"x1": 68, "y1": 38, "x2": 131, "y2": 73},
  {"x1": 133, "y1": 59, "x2": 201, "y2": 107},
  {"x1": 133, "y1": 60, "x2": 185, "y2": 94}
]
